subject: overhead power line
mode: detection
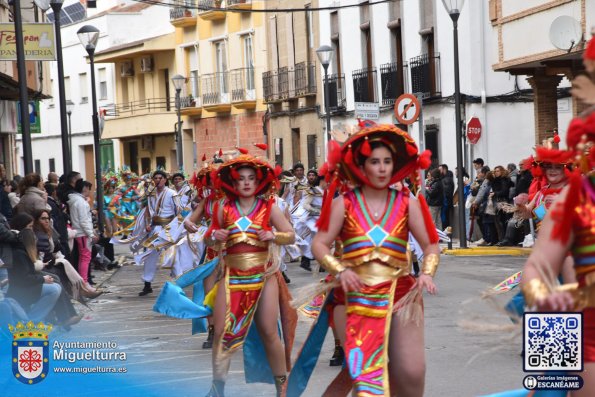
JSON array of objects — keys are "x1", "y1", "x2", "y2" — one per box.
[{"x1": 132, "y1": 0, "x2": 396, "y2": 13}]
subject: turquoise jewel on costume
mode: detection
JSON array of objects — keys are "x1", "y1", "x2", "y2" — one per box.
[
  {"x1": 366, "y1": 225, "x2": 389, "y2": 247},
  {"x1": 235, "y1": 216, "x2": 252, "y2": 232}
]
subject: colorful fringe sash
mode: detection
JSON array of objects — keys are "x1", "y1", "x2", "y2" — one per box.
[
  {"x1": 345, "y1": 280, "x2": 396, "y2": 397},
  {"x1": 220, "y1": 264, "x2": 266, "y2": 354}
]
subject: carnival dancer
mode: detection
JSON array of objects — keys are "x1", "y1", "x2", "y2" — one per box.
[
  {"x1": 134, "y1": 170, "x2": 179, "y2": 296},
  {"x1": 295, "y1": 169, "x2": 324, "y2": 272},
  {"x1": 283, "y1": 162, "x2": 308, "y2": 208},
  {"x1": 179, "y1": 157, "x2": 226, "y2": 348},
  {"x1": 205, "y1": 150, "x2": 297, "y2": 397},
  {"x1": 103, "y1": 173, "x2": 121, "y2": 238},
  {"x1": 287, "y1": 123, "x2": 440, "y2": 397},
  {"x1": 172, "y1": 172, "x2": 194, "y2": 217},
  {"x1": 493, "y1": 145, "x2": 576, "y2": 320},
  {"x1": 519, "y1": 111, "x2": 595, "y2": 397},
  {"x1": 117, "y1": 170, "x2": 140, "y2": 229}
]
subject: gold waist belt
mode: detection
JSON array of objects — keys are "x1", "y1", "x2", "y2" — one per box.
[
  {"x1": 225, "y1": 252, "x2": 269, "y2": 271},
  {"x1": 122, "y1": 198, "x2": 133, "y2": 202},
  {"x1": 349, "y1": 262, "x2": 409, "y2": 285},
  {"x1": 151, "y1": 216, "x2": 174, "y2": 226}
]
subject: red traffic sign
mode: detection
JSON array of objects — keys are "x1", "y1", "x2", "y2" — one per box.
[
  {"x1": 467, "y1": 117, "x2": 482, "y2": 144},
  {"x1": 394, "y1": 94, "x2": 421, "y2": 125}
]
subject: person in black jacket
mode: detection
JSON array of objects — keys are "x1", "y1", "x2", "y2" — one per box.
[
  {"x1": 6, "y1": 214, "x2": 62, "y2": 322},
  {"x1": 425, "y1": 168, "x2": 443, "y2": 229},
  {"x1": 491, "y1": 166, "x2": 513, "y2": 242},
  {"x1": 45, "y1": 182, "x2": 71, "y2": 260},
  {"x1": 439, "y1": 164, "x2": 455, "y2": 229}
]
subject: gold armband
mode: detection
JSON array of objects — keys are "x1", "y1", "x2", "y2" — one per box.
[
  {"x1": 320, "y1": 254, "x2": 346, "y2": 276},
  {"x1": 274, "y1": 231, "x2": 295, "y2": 245},
  {"x1": 421, "y1": 254, "x2": 440, "y2": 277},
  {"x1": 521, "y1": 278, "x2": 550, "y2": 307}
]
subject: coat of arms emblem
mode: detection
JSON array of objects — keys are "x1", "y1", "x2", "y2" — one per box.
[{"x1": 9, "y1": 321, "x2": 53, "y2": 385}]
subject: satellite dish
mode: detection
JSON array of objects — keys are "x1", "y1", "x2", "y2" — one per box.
[{"x1": 549, "y1": 16, "x2": 582, "y2": 51}]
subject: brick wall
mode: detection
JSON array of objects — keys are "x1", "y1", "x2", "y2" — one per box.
[
  {"x1": 527, "y1": 74, "x2": 562, "y2": 144},
  {"x1": 193, "y1": 112, "x2": 267, "y2": 158}
]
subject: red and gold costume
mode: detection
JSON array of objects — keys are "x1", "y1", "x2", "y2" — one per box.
[
  {"x1": 288, "y1": 123, "x2": 438, "y2": 397},
  {"x1": 207, "y1": 152, "x2": 297, "y2": 395},
  {"x1": 522, "y1": 107, "x2": 595, "y2": 363}
]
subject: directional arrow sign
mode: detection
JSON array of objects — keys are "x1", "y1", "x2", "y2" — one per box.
[{"x1": 394, "y1": 94, "x2": 421, "y2": 125}]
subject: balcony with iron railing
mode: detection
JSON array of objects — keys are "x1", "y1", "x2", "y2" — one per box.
[
  {"x1": 380, "y1": 61, "x2": 408, "y2": 106},
  {"x1": 198, "y1": 0, "x2": 225, "y2": 21},
  {"x1": 327, "y1": 73, "x2": 346, "y2": 114},
  {"x1": 294, "y1": 61, "x2": 317, "y2": 97},
  {"x1": 169, "y1": 4, "x2": 198, "y2": 28},
  {"x1": 202, "y1": 71, "x2": 231, "y2": 112},
  {"x1": 263, "y1": 70, "x2": 279, "y2": 103},
  {"x1": 409, "y1": 52, "x2": 441, "y2": 99},
  {"x1": 179, "y1": 75, "x2": 202, "y2": 117},
  {"x1": 263, "y1": 62, "x2": 317, "y2": 104},
  {"x1": 352, "y1": 67, "x2": 378, "y2": 104},
  {"x1": 230, "y1": 67, "x2": 256, "y2": 109},
  {"x1": 103, "y1": 98, "x2": 178, "y2": 137},
  {"x1": 227, "y1": 0, "x2": 252, "y2": 10}
]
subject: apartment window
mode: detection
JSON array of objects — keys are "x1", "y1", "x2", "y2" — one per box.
[
  {"x1": 34, "y1": 159, "x2": 41, "y2": 175},
  {"x1": 330, "y1": 11, "x2": 341, "y2": 77},
  {"x1": 360, "y1": 2, "x2": 373, "y2": 71},
  {"x1": 243, "y1": 35, "x2": 255, "y2": 90},
  {"x1": 141, "y1": 157, "x2": 151, "y2": 174},
  {"x1": 269, "y1": 16, "x2": 279, "y2": 69},
  {"x1": 99, "y1": 68, "x2": 108, "y2": 100},
  {"x1": 188, "y1": 45, "x2": 200, "y2": 98},
  {"x1": 156, "y1": 156, "x2": 166, "y2": 170},
  {"x1": 138, "y1": 72, "x2": 146, "y2": 102},
  {"x1": 306, "y1": 4, "x2": 314, "y2": 51},
  {"x1": 79, "y1": 72, "x2": 88, "y2": 103},
  {"x1": 215, "y1": 41, "x2": 228, "y2": 93},
  {"x1": 49, "y1": 158, "x2": 55, "y2": 172},
  {"x1": 64, "y1": 76, "x2": 71, "y2": 101}
]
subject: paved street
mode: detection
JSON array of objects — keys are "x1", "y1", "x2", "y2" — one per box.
[{"x1": 62, "y1": 249, "x2": 527, "y2": 397}]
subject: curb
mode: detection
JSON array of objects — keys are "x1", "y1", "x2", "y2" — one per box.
[{"x1": 442, "y1": 247, "x2": 532, "y2": 256}]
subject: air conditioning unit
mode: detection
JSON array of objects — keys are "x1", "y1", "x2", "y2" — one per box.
[
  {"x1": 141, "y1": 135, "x2": 153, "y2": 151},
  {"x1": 120, "y1": 61, "x2": 134, "y2": 77},
  {"x1": 140, "y1": 56, "x2": 154, "y2": 73}
]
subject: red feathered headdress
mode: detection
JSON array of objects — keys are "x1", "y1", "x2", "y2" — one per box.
[
  {"x1": 584, "y1": 36, "x2": 595, "y2": 61},
  {"x1": 213, "y1": 154, "x2": 278, "y2": 198},
  {"x1": 316, "y1": 124, "x2": 434, "y2": 236}
]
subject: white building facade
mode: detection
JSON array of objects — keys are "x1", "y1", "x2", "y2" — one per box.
[
  {"x1": 317, "y1": 0, "x2": 581, "y2": 173},
  {"x1": 17, "y1": 0, "x2": 174, "y2": 181}
]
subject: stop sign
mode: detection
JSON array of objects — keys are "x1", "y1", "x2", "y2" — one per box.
[{"x1": 467, "y1": 117, "x2": 482, "y2": 144}]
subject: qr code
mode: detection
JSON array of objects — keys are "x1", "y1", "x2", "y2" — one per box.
[{"x1": 523, "y1": 313, "x2": 582, "y2": 372}]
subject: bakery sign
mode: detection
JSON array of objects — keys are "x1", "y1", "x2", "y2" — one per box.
[{"x1": 0, "y1": 23, "x2": 56, "y2": 61}]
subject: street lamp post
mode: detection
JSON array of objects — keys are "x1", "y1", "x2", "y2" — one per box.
[
  {"x1": 66, "y1": 100, "x2": 74, "y2": 168},
  {"x1": 12, "y1": 0, "x2": 33, "y2": 174},
  {"x1": 171, "y1": 74, "x2": 185, "y2": 172},
  {"x1": 35, "y1": 0, "x2": 71, "y2": 175},
  {"x1": 77, "y1": 25, "x2": 104, "y2": 235},
  {"x1": 316, "y1": 45, "x2": 335, "y2": 142},
  {"x1": 442, "y1": 0, "x2": 467, "y2": 248}
]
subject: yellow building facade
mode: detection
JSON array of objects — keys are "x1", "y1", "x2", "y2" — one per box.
[
  {"x1": 95, "y1": 33, "x2": 182, "y2": 175},
  {"x1": 171, "y1": 0, "x2": 269, "y2": 167}
]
